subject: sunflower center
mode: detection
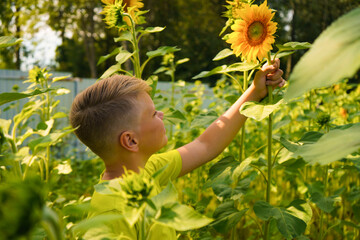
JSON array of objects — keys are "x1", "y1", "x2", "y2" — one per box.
[{"x1": 247, "y1": 21, "x2": 266, "y2": 45}]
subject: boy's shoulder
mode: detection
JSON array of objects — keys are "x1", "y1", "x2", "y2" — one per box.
[{"x1": 145, "y1": 149, "x2": 182, "y2": 186}]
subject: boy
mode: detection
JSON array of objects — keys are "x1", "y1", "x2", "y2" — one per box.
[{"x1": 69, "y1": 59, "x2": 285, "y2": 239}]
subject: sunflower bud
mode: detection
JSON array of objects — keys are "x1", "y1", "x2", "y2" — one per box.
[
  {"x1": 101, "y1": 0, "x2": 127, "y2": 29},
  {"x1": 111, "y1": 169, "x2": 154, "y2": 208},
  {"x1": 316, "y1": 112, "x2": 331, "y2": 127}
]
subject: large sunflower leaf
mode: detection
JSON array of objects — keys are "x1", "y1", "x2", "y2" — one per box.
[
  {"x1": 154, "y1": 202, "x2": 213, "y2": 231},
  {"x1": 239, "y1": 99, "x2": 284, "y2": 121},
  {"x1": 0, "y1": 89, "x2": 54, "y2": 106},
  {"x1": 210, "y1": 201, "x2": 248, "y2": 234},
  {"x1": 254, "y1": 201, "x2": 307, "y2": 239},
  {"x1": 293, "y1": 123, "x2": 360, "y2": 165},
  {"x1": 284, "y1": 8, "x2": 360, "y2": 101}
]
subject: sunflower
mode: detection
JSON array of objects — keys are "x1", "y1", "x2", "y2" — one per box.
[
  {"x1": 225, "y1": 0, "x2": 248, "y2": 19},
  {"x1": 101, "y1": 0, "x2": 144, "y2": 29},
  {"x1": 226, "y1": 0, "x2": 277, "y2": 62}
]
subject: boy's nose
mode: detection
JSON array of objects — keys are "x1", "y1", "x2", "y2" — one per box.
[{"x1": 158, "y1": 111, "x2": 164, "y2": 120}]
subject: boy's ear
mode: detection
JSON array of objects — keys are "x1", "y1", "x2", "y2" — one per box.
[{"x1": 119, "y1": 131, "x2": 139, "y2": 152}]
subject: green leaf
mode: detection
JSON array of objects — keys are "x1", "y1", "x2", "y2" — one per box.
[
  {"x1": 163, "y1": 109, "x2": 186, "y2": 125},
  {"x1": 310, "y1": 192, "x2": 335, "y2": 213},
  {"x1": 141, "y1": 26, "x2": 165, "y2": 34},
  {"x1": 0, "y1": 36, "x2": 23, "y2": 48},
  {"x1": 146, "y1": 75, "x2": 158, "y2": 98},
  {"x1": 240, "y1": 99, "x2": 284, "y2": 121},
  {"x1": 114, "y1": 31, "x2": 132, "y2": 42},
  {"x1": 193, "y1": 62, "x2": 259, "y2": 79},
  {"x1": 97, "y1": 47, "x2": 120, "y2": 66},
  {"x1": 0, "y1": 119, "x2": 12, "y2": 134},
  {"x1": 41, "y1": 206, "x2": 64, "y2": 240},
  {"x1": 52, "y1": 75, "x2": 70, "y2": 83},
  {"x1": 286, "y1": 200, "x2": 313, "y2": 225},
  {"x1": 272, "y1": 51, "x2": 296, "y2": 59},
  {"x1": 352, "y1": 203, "x2": 360, "y2": 222},
  {"x1": 254, "y1": 201, "x2": 307, "y2": 239},
  {"x1": 226, "y1": 62, "x2": 260, "y2": 72},
  {"x1": 293, "y1": 123, "x2": 360, "y2": 165},
  {"x1": 146, "y1": 46, "x2": 180, "y2": 58},
  {"x1": 213, "y1": 48, "x2": 234, "y2": 61},
  {"x1": 73, "y1": 214, "x2": 124, "y2": 236},
  {"x1": 28, "y1": 129, "x2": 75, "y2": 154},
  {"x1": 100, "y1": 64, "x2": 121, "y2": 79},
  {"x1": 208, "y1": 156, "x2": 238, "y2": 180},
  {"x1": 52, "y1": 112, "x2": 68, "y2": 119},
  {"x1": 210, "y1": 201, "x2": 248, "y2": 233},
  {"x1": 154, "y1": 202, "x2": 213, "y2": 231},
  {"x1": 0, "y1": 89, "x2": 53, "y2": 106},
  {"x1": 298, "y1": 131, "x2": 324, "y2": 144},
  {"x1": 279, "y1": 137, "x2": 300, "y2": 153},
  {"x1": 115, "y1": 50, "x2": 133, "y2": 65},
  {"x1": 285, "y1": 8, "x2": 360, "y2": 101},
  {"x1": 190, "y1": 111, "x2": 218, "y2": 128},
  {"x1": 151, "y1": 182, "x2": 178, "y2": 209},
  {"x1": 14, "y1": 101, "x2": 44, "y2": 127},
  {"x1": 232, "y1": 156, "x2": 256, "y2": 181},
  {"x1": 253, "y1": 201, "x2": 274, "y2": 221},
  {"x1": 276, "y1": 42, "x2": 311, "y2": 52},
  {"x1": 175, "y1": 58, "x2": 190, "y2": 65}
]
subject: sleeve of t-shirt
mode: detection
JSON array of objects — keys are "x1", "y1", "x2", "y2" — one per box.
[{"x1": 145, "y1": 149, "x2": 182, "y2": 187}]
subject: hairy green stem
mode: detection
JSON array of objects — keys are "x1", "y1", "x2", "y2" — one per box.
[
  {"x1": 139, "y1": 212, "x2": 146, "y2": 240},
  {"x1": 239, "y1": 71, "x2": 248, "y2": 162},
  {"x1": 319, "y1": 165, "x2": 329, "y2": 240},
  {"x1": 264, "y1": 53, "x2": 273, "y2": 240},
  {"x1": 169, "y1": 60, "x2": 176, "y2": 139},
  {"x1": 124, "y1": 13, "x2": 141, "y2": 78}
]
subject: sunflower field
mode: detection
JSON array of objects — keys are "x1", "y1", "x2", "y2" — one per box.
[{"x1": 1, "y1": 0, "x2": 360, "y2": 239}]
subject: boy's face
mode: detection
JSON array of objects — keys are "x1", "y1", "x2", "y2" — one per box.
[{"x1": 134, "y1": 92, "x2": 167, "y2": 155}]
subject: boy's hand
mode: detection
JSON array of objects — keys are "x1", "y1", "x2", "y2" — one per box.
[{"x1": 251, "y1": 58, "x2": 286, "y2": 100}]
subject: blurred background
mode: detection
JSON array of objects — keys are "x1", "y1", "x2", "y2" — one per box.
[{"x1": 0, "y1": 0, "x2": 359, "y2": 83}]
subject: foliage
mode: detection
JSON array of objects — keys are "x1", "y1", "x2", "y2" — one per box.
[{"x1": 1, "y1": 3, "x2": 360, "y2": 240}]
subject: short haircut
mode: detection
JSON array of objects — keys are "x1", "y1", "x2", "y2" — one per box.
[{"x1": 69, "y1": 75, "x2": 151, "y2": 159}]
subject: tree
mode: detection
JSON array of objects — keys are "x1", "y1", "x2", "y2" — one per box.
[{"x1": 0, "y1": 0, "x2": 41, "y2": 69}]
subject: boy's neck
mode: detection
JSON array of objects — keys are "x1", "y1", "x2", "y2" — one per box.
[{"x1": 102, "y1": 153, "x2": 148, "y2": 180}]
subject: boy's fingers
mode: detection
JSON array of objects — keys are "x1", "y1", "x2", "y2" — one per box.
[
  {"x1": 266, "y1": 77, "x2": 284, "y2": 86},
  {"x1": 278, "y1": 79, "x2": 286, "y2": 88},
  {"x1": 261, "y1": 58, "x2": 280, "y2": 75},
  {"x1": 266, "y1": 69, "x2": 283, "y2": 80}
]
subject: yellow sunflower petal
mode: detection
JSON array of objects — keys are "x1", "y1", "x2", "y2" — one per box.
[{"x1": 227, "y1": 0, "x2": 277, "y2": 62}]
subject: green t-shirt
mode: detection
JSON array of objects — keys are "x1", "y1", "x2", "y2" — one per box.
[{"x1": 83, "y1": 150, "x2": 182, "y2": 240}]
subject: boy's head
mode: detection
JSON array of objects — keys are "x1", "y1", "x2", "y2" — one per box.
[{"x1": 69, "y1": 75, "x2": 152, "y2": 159}]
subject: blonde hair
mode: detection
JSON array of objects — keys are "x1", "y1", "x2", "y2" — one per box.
[{"x1": 69, "y1": 75, "x2": 151, "y2": 158}]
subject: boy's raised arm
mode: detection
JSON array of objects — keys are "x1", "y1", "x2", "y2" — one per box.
[{"x1": 177, "y1": 59, "x2": 285, "y2": 176}]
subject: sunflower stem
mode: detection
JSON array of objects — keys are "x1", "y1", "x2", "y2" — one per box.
[
  {"x1": 264, "y1": 53, "x2": 273, "y2": 240},
  {"x1": 123, "y1": 13, "x2": 141, "y2": 78},
  {"x1": 239, "y1": 71, "x2": 248, "y2": 162}
]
